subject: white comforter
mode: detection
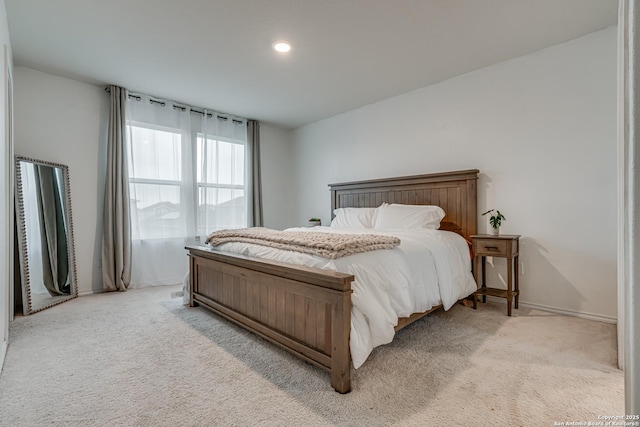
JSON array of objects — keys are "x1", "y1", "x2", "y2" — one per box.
[{"x1": 210, "y1": 227, "x2": 477, "y2": 368}]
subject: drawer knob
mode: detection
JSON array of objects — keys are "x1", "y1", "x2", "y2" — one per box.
[{"x1": 485, "y1": 246, "x2": 499, "y2": 250}]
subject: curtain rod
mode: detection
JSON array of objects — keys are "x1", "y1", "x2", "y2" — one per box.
[{"x1": 104, "y1": 86, "x2": 245, "y2": 125}]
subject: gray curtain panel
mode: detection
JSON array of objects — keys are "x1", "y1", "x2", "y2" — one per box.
[
  {"x1": 248, "y1": 120, "x2": 263, "y2": 227},
  {"x1": 34, "y1": 165, "x2": 69, "y2": 296},
  {"x1": 101, "y1": 85, "x2": 132, "y2": 291}
]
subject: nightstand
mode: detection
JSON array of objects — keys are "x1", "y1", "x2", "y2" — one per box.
[{"x1": 471, "y1": 234, "x2": 521, "y2": 316}]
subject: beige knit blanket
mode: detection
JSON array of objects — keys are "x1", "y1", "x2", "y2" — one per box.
[{"x1": 205, "y1": 227, "x2": 401, "y2": 259}]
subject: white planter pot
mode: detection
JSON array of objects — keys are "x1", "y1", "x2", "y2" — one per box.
[{"x1": 489, "y1": 226, "x2": 500, "y2": 236}]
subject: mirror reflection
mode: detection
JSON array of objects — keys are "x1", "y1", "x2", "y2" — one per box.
[{"x1": 15, "y1": 157, "x2": 77, "y2": 315}]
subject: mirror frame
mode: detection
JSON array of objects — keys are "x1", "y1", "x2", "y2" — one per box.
[{"x1": 14, "y1": 156, "x2": 78, "y2": 315}]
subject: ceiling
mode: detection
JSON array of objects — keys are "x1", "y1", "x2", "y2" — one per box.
[{"x1": 5, "y1": 0, "x2": 618, "y2": 129}]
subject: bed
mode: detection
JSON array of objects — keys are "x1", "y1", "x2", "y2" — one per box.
[{"x1": 186, "y1": 169, "x2": 479, "y2": 393}]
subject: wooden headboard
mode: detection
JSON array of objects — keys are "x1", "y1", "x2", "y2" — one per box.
[{"x1": 329, "y1": 169, "x2": 479, "y2": 240}]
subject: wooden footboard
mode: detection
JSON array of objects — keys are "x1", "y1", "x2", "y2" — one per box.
[{"x1": 187, "y1": 245, "x2": 355, "y2": 393}]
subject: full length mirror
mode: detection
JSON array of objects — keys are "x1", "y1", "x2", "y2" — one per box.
[{"x1": 15, "y1": 156, "x2": 77, "y2": 315}]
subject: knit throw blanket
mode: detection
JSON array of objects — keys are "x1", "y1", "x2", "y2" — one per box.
[{"x1": 205, "y1": 227, "x2": 401, "y2": 259}]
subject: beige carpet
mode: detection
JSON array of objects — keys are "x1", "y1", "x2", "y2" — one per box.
[{"x1": 0, "y1": 285, "x2": 623, "y2": 426}]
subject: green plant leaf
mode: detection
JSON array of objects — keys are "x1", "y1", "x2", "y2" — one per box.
[{"x1": 484, "y1": 208, "x2": 506, "y2": 228}]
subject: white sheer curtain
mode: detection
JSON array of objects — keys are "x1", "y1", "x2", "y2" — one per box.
[
  {"x1": 125, "y1": 94, "x2": 249, "y2": 287},
  {"x1": 197, "y1": 112, "x2": 249, "y2": 236}
]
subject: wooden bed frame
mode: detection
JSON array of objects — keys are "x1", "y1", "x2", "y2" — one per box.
[{"x1": 187, "y1": 169, "x2": 478, "y2": 393}]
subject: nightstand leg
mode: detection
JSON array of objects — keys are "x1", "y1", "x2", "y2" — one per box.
[
  {"x1": 514, "y1": 255, "x2": 519, "y2": 309},
  {"x1": 507, "y1": 256, "x2": 513, "y2": 316},
  {"x1": 472, "y1": 254, "x2": 479, "y2": 309},
  {"x1": 481, "y1": 256, "x2": 487, "y2": 303}
]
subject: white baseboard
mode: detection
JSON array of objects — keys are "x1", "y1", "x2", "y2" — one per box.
[
  {"x1": 483, "y1": 296, "x2": 617, "y2": 324},
  {"x1": 0, "y1": 339, "x2": 7, "y2": 374},
  {"x1": 78, "y1": 285, "x2": 182, "y2": 297}
]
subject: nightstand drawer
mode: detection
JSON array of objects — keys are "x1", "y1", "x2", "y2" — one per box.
[{"x1": 475, "y1": 240, "x2": 508, "y2": 256}]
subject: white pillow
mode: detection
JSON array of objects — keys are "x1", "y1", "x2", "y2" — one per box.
[
  {"x1": 373, "y1": 204, "x2": 445, "y2": 229},
  {"x1": 330, "y1": 207, "x2": 377, "y2": 228}
]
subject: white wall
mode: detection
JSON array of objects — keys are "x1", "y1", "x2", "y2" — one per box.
[
  {"x1": 260, "y1": 122, "x2": 294, "y2": 230},
  {"x1": 291, "y1": 28, "x2": 618, "y2": 321},
  {"x1": 14, "y1": 67, "x2": 108, "y2": 295}
]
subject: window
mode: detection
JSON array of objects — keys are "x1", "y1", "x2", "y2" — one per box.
[
  {"x1": 196, "y1": 135, "x2": 246, "y2": 236},
  {"x1": 128, "y1": 124, "x2": 184, "y2": 240},
  {"x1": 127, "y1": 114, "x2": 248, "y2": 242}
]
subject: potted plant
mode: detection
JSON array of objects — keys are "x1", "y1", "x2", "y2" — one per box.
[
  {"x1": 308, "y1": 217, "x2": 322, "y2": 227},
  {"x1": 482, "y1": 209, "x2": 505, "y2": 235}
]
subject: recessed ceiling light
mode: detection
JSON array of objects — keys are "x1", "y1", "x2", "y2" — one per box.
[{"x1": 272, "y1": 40, "x2": 292, "y2": 53}]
